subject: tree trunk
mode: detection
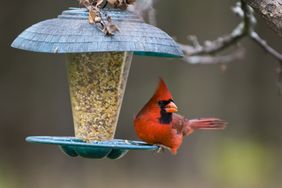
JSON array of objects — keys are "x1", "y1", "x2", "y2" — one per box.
[{"x1": 244, "y1": 0, "x2": 282, "y2": 36}]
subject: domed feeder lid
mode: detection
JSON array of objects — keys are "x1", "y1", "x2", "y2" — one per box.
[{"x1": 11, "y1": 7, "x2": 183, "y2": 58}]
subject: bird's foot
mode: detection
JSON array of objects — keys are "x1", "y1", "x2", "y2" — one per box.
[{"x1": 154, "y1": 144, "x2": 171, "y2": 153}]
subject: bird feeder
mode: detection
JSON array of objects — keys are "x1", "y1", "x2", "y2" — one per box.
[{"x1": 11, "y1": 7, "x2": 183, "y2": 159}]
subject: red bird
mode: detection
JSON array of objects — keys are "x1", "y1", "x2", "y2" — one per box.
[{"x1": 134, "y1": 79, "x2": 226, "y2": 154}]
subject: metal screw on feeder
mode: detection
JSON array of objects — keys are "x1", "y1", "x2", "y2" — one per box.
[{"x1": 11, "y1": 6, "x2": 183, "y2": 159}]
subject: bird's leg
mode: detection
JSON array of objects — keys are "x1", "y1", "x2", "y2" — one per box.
[{"x1": 155, "y1": 144, "x2": 171, "y2": 153}]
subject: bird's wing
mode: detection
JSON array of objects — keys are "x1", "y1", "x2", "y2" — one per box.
[{"x1": 171, "y1": 113, "x2": 189, "y2": 135}]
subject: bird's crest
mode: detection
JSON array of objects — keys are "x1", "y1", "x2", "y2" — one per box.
[{"x1": 153, "y1": 78, "x2": 173, "y2": 101}]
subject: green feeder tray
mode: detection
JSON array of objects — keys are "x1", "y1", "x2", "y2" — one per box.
[{"x1": 26, "y1": 136, "x2": 159, "y2": 159}]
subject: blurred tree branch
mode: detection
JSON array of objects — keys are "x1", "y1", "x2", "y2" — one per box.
[
  {"x1": 178, "y1": 0, "x2": 282, "y2": 91},
  {"x1": 243, "y1": 0, "x2": 282, "y2": 36},
  {"x1": 179, "y1": 1, "x2": 281, "y2": 64}
]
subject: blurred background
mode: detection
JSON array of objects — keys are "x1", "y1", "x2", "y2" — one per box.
[{"x1": 0, "y1": 0, "x2": 281, "y2": 188}]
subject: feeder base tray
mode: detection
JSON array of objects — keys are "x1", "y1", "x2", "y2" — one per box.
[{"x1": 26, "y1": 136, "x2": 159, "y2": 159}]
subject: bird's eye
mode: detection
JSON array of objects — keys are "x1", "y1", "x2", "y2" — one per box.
[
  {"x1": 158, "y1": 101, "x2": 166, "y2": 107},
  {"x1": 158, "y1": 99, "x2": 174, "y2": 108}
]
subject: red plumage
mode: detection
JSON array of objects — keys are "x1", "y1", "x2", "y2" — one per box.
[{"x1": 134, "y1": 79, "x2": 226, "y2": 154}]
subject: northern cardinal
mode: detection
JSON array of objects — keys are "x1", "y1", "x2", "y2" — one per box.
[{"x1": 134, "y1": 79, "x2": 226, "y2": 154}]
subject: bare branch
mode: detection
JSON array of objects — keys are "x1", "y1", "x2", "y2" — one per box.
[
  {"x1": 250, "y1": 30, "x2": 282, "y2": 92},
  {"x1": 180, "y1": 1, "x2": 282, "y2": 64},
  {"x1": 250, "y1": 31, "x2": 282, "y2": 61},
  {"x1": 184, "y1": 50, "x2": 245, "y2": 65},
  {"x1": 243, "y1": 0, "x2": 282, "y2": 36},
  {"x1": 178, "y1": 0, "x2": 282, "y2": 90},
  {"x1": 179, "y1": 1, "x2": 250, "y2": 64},
  {"x1": 179, "y1": 23, "x2": 246, "y2": 57}
]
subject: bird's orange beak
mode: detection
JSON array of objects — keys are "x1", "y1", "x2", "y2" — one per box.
[{"x1": 165, "y1": 101, "x2": 178, "y2": 113}]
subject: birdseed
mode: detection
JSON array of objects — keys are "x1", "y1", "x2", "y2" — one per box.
[{"x1": 66, "y1": 52, "x2": 133, "y2": 141}]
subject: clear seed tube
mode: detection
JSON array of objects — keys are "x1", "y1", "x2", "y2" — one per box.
[{"x1": 66, "y1": 52, "x2": 133, "y2": 141}]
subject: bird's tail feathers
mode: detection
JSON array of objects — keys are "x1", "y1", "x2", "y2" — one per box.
[{"x1": 189, "y1": 118, "x2": 227, "y2": 130}]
